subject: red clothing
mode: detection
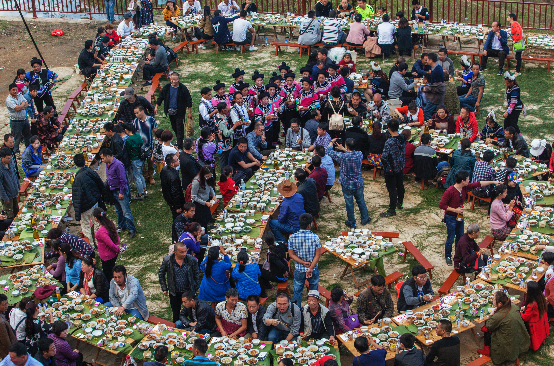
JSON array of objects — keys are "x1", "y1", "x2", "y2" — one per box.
[
  {"x1": 105, "y1": 30, "x2": 120, "y2": 44},
  {"x1": 520, "y1": 301, "x2": 549, "y2": 351},
  {"x1": 403, "y1": 142, "x2": 416, "y2": 174},
  {"x1": 549, "y1": 151, "x2": 554, "y2": 170},
  {"x1": 309, "y1": 167, "x2": 328, "y2": 199},
  {"x1": 397, "y1": 105, "x2": 424, "y2": 125},
  {"x1": 439, "y1": 182, "x2": 481, "y2": 216},
  {"x1": 338, "y1": 59, "x2": 356, "y2": 73},
  {"x1": 218, "y1": 178, "x2": 237, "y2": 205},
  {"x1": 455, "y1": 112, "x2": 479, "y2": 142},
  {"x1": 95, "y1": 226, "x2": 120, "y2": 261},
  {"x1": 511, "y1": 21, "x2": 523, "y2": 43},
  {"x1": 546, "y1": 276, "x2": 554, "y2": 307}
]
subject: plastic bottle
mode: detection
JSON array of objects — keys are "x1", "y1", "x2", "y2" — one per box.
[
  {"x1": 414, "y1": 20, "x2": 419, "y2": 33},
  {"x1": 241, "y1": 179, "x2": 246, "y2": 191}
]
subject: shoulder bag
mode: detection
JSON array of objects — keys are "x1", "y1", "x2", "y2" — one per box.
[{"x1": 344, "y1": 307, "x2": 361, "y2": 330}]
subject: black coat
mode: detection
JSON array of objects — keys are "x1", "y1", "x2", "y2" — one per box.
[
  {"x1": 158, "y1": 253, "x2": 201, "y2": 296},
  {"x1": 78, "y1": 268, "x2": 110, "y2": 302},
  {"x1": 160, "y1": 166, "x2": 185, "y2": 211},
  {"x1": 297, "y1": 178, "x2": 320, "y2": 216},
  {"x1": 114, "y1": 96, "x2": 154, "y2": 124},
  {"x1": 179, "y1": 151, "x2": 202, "y2": 190},
  {"x1": 179, "y1": 299, "x2": 216, "y2": 332},
  {"x1": 394, "y1": 347, "x2": 425, "y2": 366},
  {"x1": 72, "y1": 166, "x2": 104, "y2": 221},
  {"x1": 368, "y1": 134, "x2": 387, "y2": 155},
  {"x1": 111, "y1": 133, "x2": 131, "y2": 168},
  {"x1": 397, "y1": 277, "x2": 434, "y2": 312},
  {"x1": 247, "y1": 305, "x2": 268, "y2": 340},
  {"x1": 395, "y1": 27, "x2": 413, "y2": 51},
  {"x1": 157, "y1": 82, "x2": 193, "y2": 118},
  {"x1": 345, "y1": 126, "x2": 370, "y2": 157},
  {"x1": 411, "y1": 6, "x2": 429, "y2": 21}
]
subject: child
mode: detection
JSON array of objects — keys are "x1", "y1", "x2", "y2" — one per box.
[
  {"x1": 218, "y1": 165, "x2": 238, "y2": 205},
  {"x1": 14, "y1": 69, "x2": 27, "y2": 94},
  {"x1": 196, "y1": 127, "x2": 217, "y2": 168},
  {"x1": 338, "y1": 52, "x2": 356, "y2": 73},
  {"x1": 161, "y1": 129, "x2": 177, "y2": 161},
  {"x1": 153, "y1": 128, "x2": 165, "y2": 174}
]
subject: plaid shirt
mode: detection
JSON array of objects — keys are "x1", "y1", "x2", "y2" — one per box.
[
  {"x1": 325, "y1": 147, "x2": 364, "y2": 190},
  {"x1": 471, "y1": 160, "x2": 496, "y2": 185},
  {"x1": 288, "y1": 230, "x2": 321, "y2": 273},
  {"x1": 314, "y1": 133, "x2": 332, "y2": 148},
  {"x1": 60, "y1": 232, "x2": 94, "y2": 258}
]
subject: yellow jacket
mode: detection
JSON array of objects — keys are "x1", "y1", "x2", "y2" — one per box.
[{"x1": 163, "y1": 6, "x2": 181, "y2": 21}]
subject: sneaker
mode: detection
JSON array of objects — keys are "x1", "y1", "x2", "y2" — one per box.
[
  {"x1": 379, "y1": 210, "x2": 396, "y2": 217},
  {"x1": 192, "y1": 36, "x2": 198, "y2": 41},
  {"x1": 144, "y1": 191, "x2": 149, "y2": 198},
  {"x1": 249, "y1": 46, "x2": 258, "y2": 51},
  {"x1": 345, "y1": 221, "x2": 356, "y2": 229},
  {"x1": 397, "y1": 202, "x2": 403, "y2": 210},
  {"x1": 172, "y1": 35, "x2": 177, "y2": 40},
  {"x1": 117, "y1": 227, "x2": 123, "y2": 233},
  {"x1": 236, "y1": 46, "x2": 242, "y2": 51},
  {"x1": 361, "y1": 218, "x2": 372, "y2": 225},
  {"x1": 129, "y1": 231, "x2": 137, "y2": 239},
  {"x1": 446, "y1": 257, "x2": 453, "y2": 266},
  {"x1": 142, "y1": 81, "x2": 152, "y2": 86},
  {"x1": 198, "y1": 44, "x2": 206, "y2": 50},
  {"x1": 133, "y1": 194, "x2": 145, "y2": 201},
  {"x1": 497, "y1": 69, "x2": 503, "y2": 76},
  {"x1": 513, "y1": 72, "x2": 521, "y2": 76}
]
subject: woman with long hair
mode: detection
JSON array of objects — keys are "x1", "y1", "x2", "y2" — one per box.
[
  {"x1": 60, "y1": 242, "x2": 81, "y2": 293},
  {"x1": 9, "y1": 297, "x2": 31, "y2": 342},
  {"x1": 479, "y1": 291, "x2": 530, "y2": 361},
  {"x1": 191, "y1": 165, "x2": 217, "y2": 229},
  {"x1": 23, "y1": 301, "x2": 53, "y2": 356},
  {"x1": 162, "y1": 0, "x2": 182, "y2": 39},
  {"x1": 198, "y1": 245, "x2": 231, "y2": 302},
  {"x1": 93, "y1": 207, "x2": 120, "y2": 281},
  {"x1": 520, "y1": 281, "x2": 549, "y2": 350},
  {"x1": 196, "y1": 127, "x2": 217, "y2": 168},
  {"x1": 232, "y1": 251, "x2": 261, "y2": 300},
  {"x1": 259, "y1": 232, "x2": 289, "y2": 296},
  {"x1": 178, "y1": 222, "x2": 204, "y2": 261},
  {"x1": 444, "y1": 138, "x2": 476, "y2": 188},
  {"x1": 395, "y1": 17, "x2": 412, "y2": 57},
  {"x1": 78, "y1": 256, "x2": 110, "y2": 303},
  {"x1": 544, "y1": 251, "x2": 554, "y2": 318},
  {"x1": 428, "y1": 105, "x2": 455, "y2": 134},
  {"x1": 193, "y1": 6, "x2": 214, "y2": 46},
  {"x1": 503, "y1": 72, "x2": 524, "y2": 134}
]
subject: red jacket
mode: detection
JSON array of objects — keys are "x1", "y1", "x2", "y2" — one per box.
[
  {"x1": 403, "y1": 142, "x2": 416, "y2": 174},
  {"x1": 511, "y1": 21, "x2": 523, "y2": 43},
  {"x1": 456, "y1": 112, "x2": 479, "y2": 142},
  {"x1": 520, "y1": 301, "x2": 550, "y2": 351},
  {"x1": 218, "y1": 178, "x2": 237, "y2": 205}
]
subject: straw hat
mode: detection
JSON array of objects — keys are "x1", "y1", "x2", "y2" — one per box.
[{"x1": 277, "y1": 180, "x2": 297, "y2": 197}]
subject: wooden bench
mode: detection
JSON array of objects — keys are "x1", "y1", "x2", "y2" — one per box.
[
  {"x1": 479, "y1": 54, "x2": 554, "y2": 72},
  {"x1": 277, "y1": 281, "x2": 290, "y2": 296},
  {"x1": 479, "y1": 236, "x2": 496, "y2": 254},
  {"x1": 173, "y1": 40, "x2": 189, "y2": 56},
  {"x1": 438, "y1": 270, "x2": 461, "y2": 295},
  {"x1": 401, "y1": 241, "x2": 434, "y2": 279},
  {"x1": 212, "y1": 41, "x2": 245, "y2": 54},
  {"x1": 362, "y1": 159, "x2": 382, "y2": 180},
  {"x1": 18, "y1": 179, "x2": 31, "y2": 202},
  {"x1": 353, "y1": 271, "x2": 404, "y2": 296},
  {"x1": 58, "y1": 101, "x2": 73, "y2": 126},
  {"x1": 340, "y1": 231, "x2": 399, "y2": 242},
  {"x1": 447, "y1": 50, "x2": 480, "y2": 65},
  {"x1": 147, "y1": 315, "x2": 175, "y2": 327},
  {"x1": 464, "y1": 356, "x2": 491, "y2": 366},
  {"x1": 68, "y1": 84, "x2": 86, "y2": 112},
  {"x1": 271, "y1": 42, "x2": 310, "y2": 56},
  {"x1": 466, "y1": 191, "x2": 491, "y2": 211},
  {"x1": 188, "y1": 39, "x2": 207, "y2": 54},
  {"x1": 304, "y1": 281, "x2": 331, "y2": 307}
]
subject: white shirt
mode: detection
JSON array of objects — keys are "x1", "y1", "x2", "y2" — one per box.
[
  {"x1": 6, "y1": 94, "x2": 27, "y2": 120},
  {"x1": 9, "y1": 308, "x2": 26, "y2": 341},
  {"x1": 491, "y1": 33, "x2": 503, "y2": 50},
  {"x1": 218, "y1": 0, "x2": 239, "y2": 15},
  {"x1": 162, "y1": 144, "x2": 178, "y2": 160},
  {"x1": 377, "y1": 22, "x2": 395, "y2": 45},
  {"x1": 251, "y1": 311, "x2": 258, "y2": 333},
  {"x1": 117, "y1": 20, "x2": 135, "y2": 37},
  {"x1": 183, "y1": 0, "x2": 201, "y2": 14},
  {"x1": 232, "y1": 18, "x2": 252, "y2": 42},
  {"x1": 199, "y1": 98, "x2": 213, "y2": 121}
]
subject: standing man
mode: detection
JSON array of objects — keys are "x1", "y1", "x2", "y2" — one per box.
[
  {"x1": 158, "y1": 242, "x2": 201, "y2": 324},
  {"x1": 326, "y1": 138, "x2": 370, "y2": 229},
  {"x1": 179, "y1": 138, "x2": 202, "y2": 190},
  {"x1": 72, "y1": 154, "x2": 105, "y2": 244},
  {"x1": 115, "y1": 87, "x2": 154, "y2": 124},
  {"x1": 438, "y1": 48, "x2": 455, "y2": 77},
  {"x1": 481, "y1": 21, "x2": 509, "y2": 75},
  {"x1": 232, "y1": 10, "x2": 257, "y2": 52},
  {"x1": 6, "y1": 84, "x2": 30, "y2": 154},
  {"x1": 0, "y1": 147, "x2": 20, "y2": 220},
  {"x1": 161, "y1": 153, "x2": 185, "y2": 221},
  {"x1": 107, "y1": 265, "x2": 149, "y2": 320},
  {"x1": 288, "y1": 213, "x2": 321, "y2": 309},
  {"x1": 380, "y1": 119, "x2": 406, "y2": 217},
  {"x1": 507, "y1": 14, "x2": 524, "y2": 75},
  {"x1": 156, "y1": 72, "x2": 193, "y2": 148},
  {"x1": 24, "y1": 57, "x2": 58, "y2": 113},
  {"x1": 1, "y1": 135, "x2": 20, "y2": 181},
  {"x1": 269, "y1": 180, "x2": 305, "y2": 243},
  {"x1": 142, "y1": 39, "x2": 168, "y2": 87},
  {"x1": 105, "y1": 0, "x2": 115, "y2": 23},
  {"x1": 438, "y1": 170, "x2": 498, "y2": 265},
  {"x1": 133, "y1": 105, "x2": 158, "y2": 185},
  {"x1": 100, "y1": 148, "x2": 137, "y2": 239}
]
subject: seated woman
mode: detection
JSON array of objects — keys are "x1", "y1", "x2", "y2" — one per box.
[
  {"x1": 365, "y1": 64, "x2": 389, "y2": 101},
  {"x1": 104, "y1": 23, "x2": 120, "y2": 45},
  {"x1": 215, "y1": 288, "x2": 248, "y2": 337},
  {"x1": 78, "y1": 256, "x2": 110, "y2": 303},
  {"x1": 338, "y1": 52, "x2": 356, "y2": 73},
  {"x1": 444, "y1": 138, "x2": 476, "y2": 189},
  {"x1": 530, "y1": 138, "x2": 552, "y2": 165},
  {"x1": 162, "y1": 0, "x2": 182, "y2": 39},
  {"x1": 232, "y1": 251, "x2": 261, "y2": 300},
  {"x1": 48, "y1": 321, "x2": 82, "y2": 366},
  {"x1": 328, "y1": 286, "x2": 356, "y2": 334},
  {"x1": 520, "y1": 281, "x2": 550, "y2": 351},
  {"x1": 46, "y1": 240, "x2": 66, "y2": 289},
  {"x1": 322, "y1": 86, "x2": 347, "y2": 140},
  {"x1": 395, "y1": 101, "x2": 424, "y2": 127},
  {"x1": 345, "y1": 14, "x2": 369, "y2": 46},
  {"x1": 543, "y1": 252, "x2": 554, "y2": 318},
  {"x1": 480, "y1": 112, "x2": 505, "y2": 144},
  {"x1": 428, "y1": 105, "x2": 455, "y2": 134},
  {"x1": 502, "y1": 171, "x2": 524, "y2": 225},
  {"x1": 198, "y1": 245, "x2": 231, "y2": 303},
  {"x1": 196, "y1": 127, "x2": 217, "y2": 169},
  {"x1": 23, "y1": 301, "x2": 54, "y2": 356},
  {"x1": 177, "y1": 222, "x2": 204, "y2": 261},
  {"x1": 394, "y1": 17, "x2": 412, "y2": 57},
  {"x1": 22, "y1": 135, "x2": 44, "y2": 177},
  {"x1": 367, "y1": 121, "x2": 386, "y2": 168},
  {"x1": 60, "y1": 242, "x2": 82, "y2": 294},
  {"x1": 259, "y1": 233, "x2": 289, "y2": 295},
  {"x1": 478, "y1": 291, "x2": 530, "y2": 361},
  {"x1": 490, "y1": 184, "x2": 515, "y2": 241}
]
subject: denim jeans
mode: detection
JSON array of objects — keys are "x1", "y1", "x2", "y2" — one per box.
[
  {"x1": 131, "y1": 160, "x2": 146, "y2": 195},
  {"x1": 166, "y1": 20, "x2": 181, "y2": 31},
  {"x1": 112, "y1": 188, "x2": 137, "y2": 233},
  {"x1": 458, "y1": 95, "x2": 477, "y2": 112},
  {"x1": 105, "y1": 0, "x2": 115, "y2": 22},
  {"x1": 444, "y1": 214, "x2": 464, "y2": 258},
  {"x1": 267, "y1": 328, "x2": 290, "y2": 345},
  {"x1": 342, "y1": 187, "x2": 370, "y2": 228},
  {"x1": 292, "y1": 268, "x2": 319, "y2": 309},
  {"x1": 423, "y1": 101, "x2": 438, "y2": 121},
  {"x1": 10, "y1": 119, "x2": 31, "y2": 153},
  {"x1": 269, "y1": 219, "x2": 299, "y2": 243},
  {"x1": 104, "y1": 302, "x2": 143, "y2": 319}
]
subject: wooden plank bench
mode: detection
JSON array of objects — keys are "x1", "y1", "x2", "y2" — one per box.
[
  {"x1": 18, "y1": 179, "x2": 31, "y2": 202},
  {"x1": 188, "y1": 39, "x2": 207, "y2": 54},
  {"x1": 353, "y1": 271, "x2": 404, "y2": 297},
  {"x1": 447, "y1": 50, "x2": 480, "y2": 65},
  {"x1": 479, "y1": 54, "x2": 554, "y2": 72},
  {"x1": 464, "y1": 356, "x2": 491, "y2": 366},
  {"x1": 58, "y1": 101, "x2": 73, "y2": 126},
  {"x1": 340, "y1": 231, "x2": 399, "y2": 242},
  {"x1": 304, "y1": 281, "x2": 331, "y2": 307},
  {"x1": 173, "y1": 40, "x2": 189, "y2": 55},
  {"x1": 466, "y1": 191, "x2": 491, "y2": 211},
  {"x1": 271, "y1": 42, "x2": 310, "y2": 56},
  {"x1": 362, "y1": 159, "x2": 382, "y2": 180},
  {"x1": 401, "y1": 241, "x2": 434, "y2": 279},
  {"x1": 212, "y1": 41, "x2": 245, "y2": 54},
  {"x1": 438, "y1": 270, "x2": 461, "y2": 295},
  {"x1": 147, "y1": 315, "x2": 175, "y2": 327},
  {"x1": 479, "y1": 236, "x2": 495, "y2": 254}
]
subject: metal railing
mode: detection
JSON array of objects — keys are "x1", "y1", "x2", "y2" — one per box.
[{"x1": 3, "y1": 0, "x2": 554, "y2": 30}]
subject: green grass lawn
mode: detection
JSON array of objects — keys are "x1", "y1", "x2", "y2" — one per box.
[{"x1": 104, "y1": 36, "x2": 554, "y2": 363}]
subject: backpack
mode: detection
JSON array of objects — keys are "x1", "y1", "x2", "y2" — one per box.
[
  {"x1": 164, "y1": 44, "x2": 177, "y2": 64},
  {"x1": 184, "y1": 178, "x2": 199, "y2": 203},
  {"x1": 328, "y1": 100, "x2": 344, "y2": 131},
  {"x1": 139, "y1": 143, "x2": 152, "y2": 161}
]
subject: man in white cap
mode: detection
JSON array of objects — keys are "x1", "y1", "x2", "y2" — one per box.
[
  {"x1": 299, "y1": 290, "x2": 335, "y2": 343},
  {"x1": 530, "y1": 139, "x2": 551, "y2": 164}
]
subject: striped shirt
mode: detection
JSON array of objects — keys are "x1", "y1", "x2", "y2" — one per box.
[{"x1": 322, "y1": 18, "x2": 341, "y2": 44}]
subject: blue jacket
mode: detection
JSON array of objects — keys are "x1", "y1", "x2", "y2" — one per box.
[
  {"x1": 21, "y1": 144, "x2": 43, "y2": 177},
  {"x1": 277, "y1": 193, "x2": 305, "y2": 228},
  {"x1": 232, "y1": 263, "x2": 261, "y2": 299},
  {"x1": 23, "y1": 92, "x2": 36, "y2": 119},
  {"x1": 108, "y1": 274, "x2": 150, "y2": 321},
  {"x1": 411, "y1": 59, "x2": 431, "y2": 78},
  {"x1": 199, "y1": 255, "x2": 232, "y2": 302},
  {"x1": 483, "y1": 29, "x2": 509, "y2": 55},
  {"x1": 211, "y1": 15, "x2": 239, "y2": 44},
  {"x1": 65, "y1": 259, "x2": 81, "y2": 285}
]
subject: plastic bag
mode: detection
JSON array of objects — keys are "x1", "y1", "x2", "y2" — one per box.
[
  {"x1": 51, "y1": 29, "x2": 64, "y2": 36},
  {"x1": 327, "y1": 47, "x2": 347, "y2": 63}
]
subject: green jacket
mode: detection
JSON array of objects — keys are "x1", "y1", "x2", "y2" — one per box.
[
  {"x1": 485, "y1": 303, "x2": 530, "y2": 365},
  {"x1": 125, "y1": 134, "x2": 143, "y2": 161}
]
